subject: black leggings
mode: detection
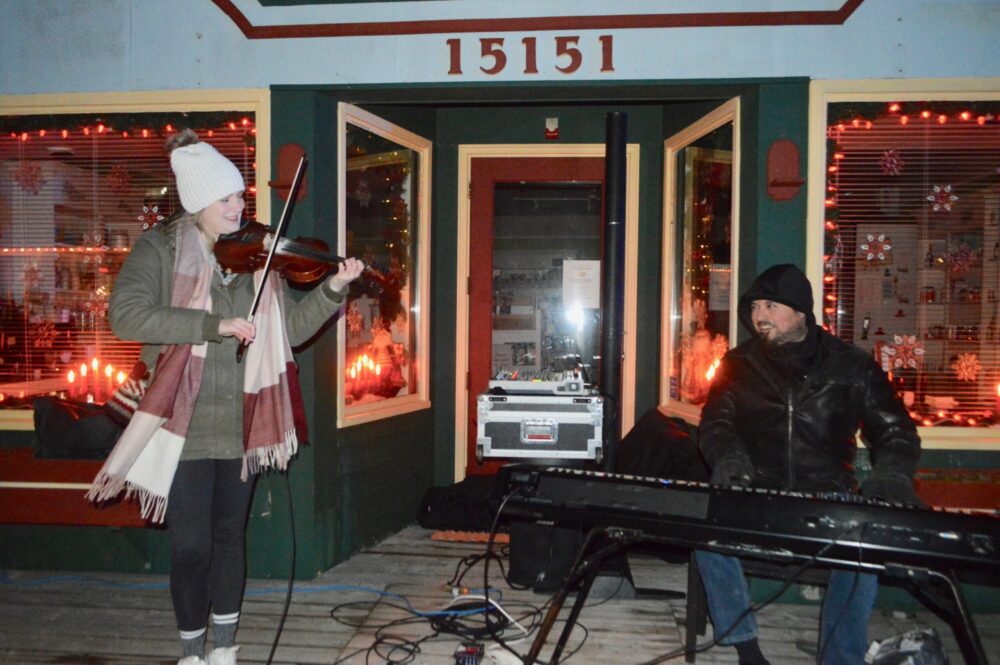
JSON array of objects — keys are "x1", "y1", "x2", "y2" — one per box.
[{"x1": 166, "y1": 458, "x2": 256, "y2": 632}]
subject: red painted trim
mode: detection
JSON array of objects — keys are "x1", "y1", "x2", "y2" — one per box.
[
  {"x1": 0, "y1": 487, "x2": 148, "y2": 527},
  {"x1": 212, "y1": 0, "x2": 864, "y2": 39},
  {"x1": 0, "y1": 448, "x2": 147, "y2": 527}
]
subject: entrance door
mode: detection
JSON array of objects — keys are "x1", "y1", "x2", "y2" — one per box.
[{"x1": 467, "y1": 156, "x2": 605, "y2": 475}]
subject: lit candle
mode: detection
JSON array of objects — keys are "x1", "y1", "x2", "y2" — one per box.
[
  {"x1": 91, "y1": 358, "x2": 100, "y2": 401},
  {"x1": 104, "y1": 364, "x2": 114, "y2": 403},
  {"x1": 67, "y1": 369, "x2": 76, "y2": 397}
]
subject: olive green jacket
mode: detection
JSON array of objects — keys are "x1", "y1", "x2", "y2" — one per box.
[{"x1": 108, "y1": 218, "x2": 347, "y2": 460}]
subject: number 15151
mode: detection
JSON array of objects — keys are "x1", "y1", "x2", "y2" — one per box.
[{"x1": 447, "y1": 35, "x2": 615, "y2": 75}]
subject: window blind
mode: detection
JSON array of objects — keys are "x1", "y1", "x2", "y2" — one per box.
[
  {"x1": 0, "y1": 113, "x2": 255, "y2": 405},
  {"x1": 823, "y1": 102, "x2": 1000, "y2": 428}
]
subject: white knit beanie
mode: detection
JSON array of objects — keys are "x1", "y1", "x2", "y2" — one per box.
[{"x1": 169, "y1": 141, "x2": 245, "y2": 213}]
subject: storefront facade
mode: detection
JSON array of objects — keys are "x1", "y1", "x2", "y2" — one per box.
[{"x1": 0, "y1": 0, "x2": 997, "y2": 578}]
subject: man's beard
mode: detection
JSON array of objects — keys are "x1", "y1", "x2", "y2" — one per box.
[{"x1": 757, "y1": 324, "x2": 808, "y2": 347}]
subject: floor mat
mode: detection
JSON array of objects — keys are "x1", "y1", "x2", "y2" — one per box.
[{"x1": 431, "y1": 530, "x2": 510, "y2": 544}]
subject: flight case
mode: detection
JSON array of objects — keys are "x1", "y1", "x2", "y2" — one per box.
[{"x1": 475, "y1": 393, "x2": 604, "y2": 463}]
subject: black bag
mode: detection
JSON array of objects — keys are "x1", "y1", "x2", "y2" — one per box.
[
  {"x1": 616, "y1": 407, "x2": 710, "y2": 482},
  {"x1": 417, "y1": 474, "x2": 500, "y2": 532},
  {"x1": 32, "y1": 396, "x2": 122, "y2": 460}
]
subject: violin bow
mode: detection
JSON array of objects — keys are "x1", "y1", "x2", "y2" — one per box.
[{"x1": 236, "y1": 153, "x2": 308, "y2": 363}]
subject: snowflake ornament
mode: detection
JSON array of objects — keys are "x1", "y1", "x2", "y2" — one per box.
[
  {"x1": 14, "y1": 162, "x2": 44, "y2": 194},
  {"x1": 108, "y1": 164, "x2": 132, "y2": 194},
  {"x1": 30, "y1": 321, "x2": 57, "y2": 350},
  {"x1": 926, "y1": 184, "x2": 958, "y2": 212},
  {"x1": 885, "y1": 334, "x2": 925, "y2": 369},
  {"x1": 878, "y1": 150, "x2": 905, "y2": 176},
  {"x1": 859, "y1": 233, "x2": 892, "y2": 262},
  {"x1": 952, "y1": 353, "x2": 981, "y2": 382},
  {"x1": 138, "y1": 204, "x2": 165, "y2": 230}
]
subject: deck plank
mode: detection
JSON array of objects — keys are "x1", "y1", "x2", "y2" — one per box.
[{"x1": 1, "y1": 524, "x2": 997, "y2": 664}]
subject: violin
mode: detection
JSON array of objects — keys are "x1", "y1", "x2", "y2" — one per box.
[{"x1": 214, "y1": 220, "x2": 349, "y2": 287}]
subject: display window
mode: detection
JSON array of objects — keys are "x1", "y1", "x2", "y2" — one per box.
[
  {"x1": 336, "y1": 103, "x2": 431, "y2": 427},
  {"x1": 821, "y1": 97, "x2": 1000, "y2": 429},
  {"x1": 0, "y1": 91, "x2": 268, "y2": 432}
]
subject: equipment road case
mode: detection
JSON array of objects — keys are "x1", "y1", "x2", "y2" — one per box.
[{"x1": 476, "y1": 393, "x2": 604, "y2": 463}]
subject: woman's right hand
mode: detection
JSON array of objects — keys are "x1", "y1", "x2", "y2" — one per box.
[{"x1": 219, "y1": 318, "x2": 256, "y2": 344}]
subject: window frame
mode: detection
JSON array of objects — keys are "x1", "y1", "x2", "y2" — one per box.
[
  {"x1": 659, "y1": 97, "x2": 742, "y2": 422},
  {"x1": 806, "y1": 78, "x2": 1000, "y2": 451},
  {"x1": 335, "y1": 102, "x2": 432, "y2": 428},
  {"x1": 0, "y1": 88, "x2": 271, "y2": 431}
]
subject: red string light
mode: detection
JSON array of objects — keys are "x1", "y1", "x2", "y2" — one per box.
[{"x1": 5, "y1": 122, "x2": 255, "y2": 141}]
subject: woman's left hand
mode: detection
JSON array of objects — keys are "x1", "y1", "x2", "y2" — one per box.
[{"x1": 327, "y1": 257, "x2": 365, "y2": 292}]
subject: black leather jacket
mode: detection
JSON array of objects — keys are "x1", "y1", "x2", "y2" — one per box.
[{"x1": 699, "y1": 329, "x2": 921, "y2": 493}]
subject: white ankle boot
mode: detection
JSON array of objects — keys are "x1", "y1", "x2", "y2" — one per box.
[
  {"x1": 207, "y1": 645, "x2": 239, "y2": 665},
  {"x1": 177, "y1": 657, "x2": 207, "y2": 665}
]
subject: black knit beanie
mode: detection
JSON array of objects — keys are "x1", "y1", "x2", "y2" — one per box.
[{"x1": 737, "y1": 264, "x2": 816, "y2": 335}]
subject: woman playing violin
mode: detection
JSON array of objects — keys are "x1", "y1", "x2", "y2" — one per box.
[{"x1": 88, "y1": 129, "x2": 363, "y2": 665}]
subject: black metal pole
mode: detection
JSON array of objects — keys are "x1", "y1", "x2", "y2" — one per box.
[{"x1": 600, "y1": 112, "x2": 627, "y2": 471}]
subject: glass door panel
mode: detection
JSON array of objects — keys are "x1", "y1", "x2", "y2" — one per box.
[
  {"x1": 491, "y1": 182, "x2": 602, "y2": 385},
  {"x1": 662, "y1": 99, "x2": 739, "y2": 413}
]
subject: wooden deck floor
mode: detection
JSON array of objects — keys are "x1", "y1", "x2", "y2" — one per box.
[{"x1": 1, "y1": 525, "x2": 997, "y2": 664}]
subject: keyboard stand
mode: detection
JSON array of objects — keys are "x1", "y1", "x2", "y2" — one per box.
[
  {"x1": 524, "y1": 527, "x2": 646, "y2": 665},
  {"x1": 883, "y1": 564, "x2": 989, "y2": 665},
  {"x1": 522, "y1": 528, "x2": 993, "y2": 665}
]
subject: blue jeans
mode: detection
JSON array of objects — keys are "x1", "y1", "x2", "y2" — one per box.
[{"x1": 695, "y1": 551, "x2": 878, "y2": 665}]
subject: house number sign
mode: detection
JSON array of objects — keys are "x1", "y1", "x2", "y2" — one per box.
[{"x1": 447, "y1": 35, "x2": 614, "y2": 75}]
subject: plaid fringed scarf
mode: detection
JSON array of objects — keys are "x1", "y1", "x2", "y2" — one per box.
[{"x1": 87, "y1": 221, "x2": 305, "y2": 522}]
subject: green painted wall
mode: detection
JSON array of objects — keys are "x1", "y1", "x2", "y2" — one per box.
[
  {"x1": 4, "y1": 79, "x2": 995, "y2": 584},
  {"x1": 272, "y1": 92, "x2": 439, "y2": 573}
]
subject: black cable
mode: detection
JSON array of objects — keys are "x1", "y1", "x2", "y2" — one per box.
[
  {"x1": 264, "y1": 471, "x2": 296, "y2": 665},
  {"x1": 484, "y1": 492, "x2": 530, "y2": 661},
  {"x1": 368, "y1": 615, "x2": 439, "y2": 665},
  {"x1": 320, "y1": 493, "x2": 582, "y2": 663},
  {"x1": 329, "y1": 594, "x2": 545, "y2": 663},
  {"x1": 447, "y1": 547, "x2": 528, "y2": 593},
  {"x1": 329, "y1": 598, "x2": 433, "y2": 664},
  {"x1": 599, "y1": 391, "x2": 619, "y2": 470}
]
